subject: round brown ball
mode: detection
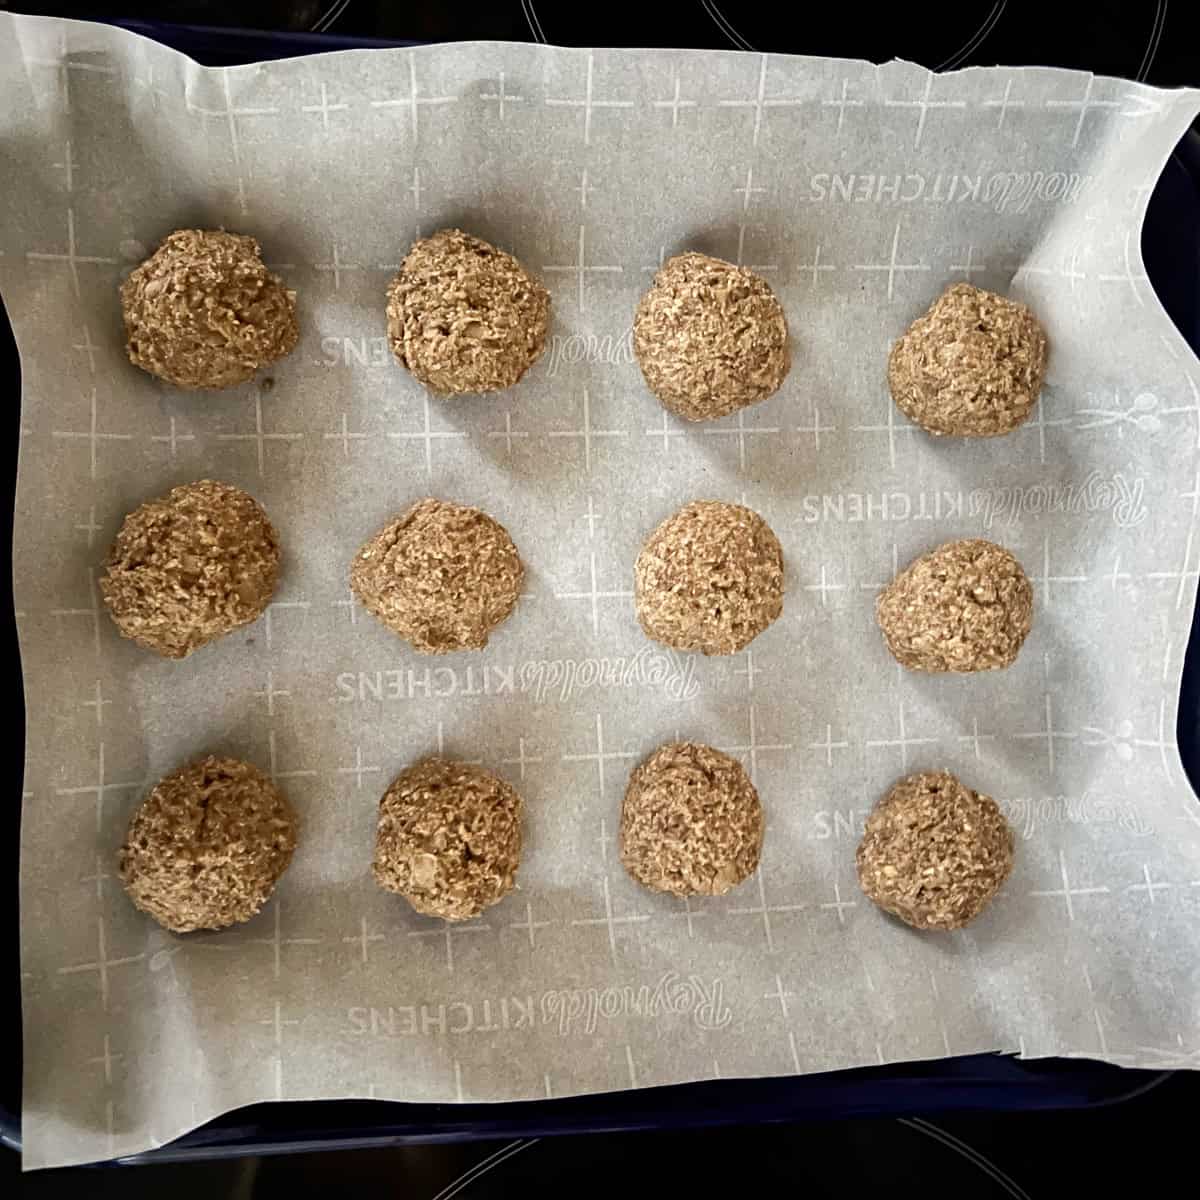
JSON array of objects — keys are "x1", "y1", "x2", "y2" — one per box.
[
  {"x1": 621, "y1": 741, "x2": 763, "y2": 897},
  {"x1": 635, "y1": 500, "x2": 784, "y2": 656},
  {"x1": 350, "y1": 498, "x2": 523, "y2": 654},
  {"x1": 120, "y1": 229, "x2": 298, "y2": 390},
  {"x1": 876, "y1": 538, "x2": 1033, "y2": 673},
  {"x1": 888, "y1": 283, "x2": 1048, "y2": 437},
  {"x1": 100, "y1": 480, "x2": 280, "y2": 660},
  {"x1": 119, "y1": 755, "x2": 297, "y2": 934},
  {"x1": 385, "y1": 228, "x2": 550, "y2": 395},
  {"x1": 373, "y1": 757, "x2": 523, "y2": 921},
  {"x1": 633, "y1": 252, "x2": 790, "y2": 421},
  {"x1": 856, "y1": 770, "x2": 1014, "y2": 930}
]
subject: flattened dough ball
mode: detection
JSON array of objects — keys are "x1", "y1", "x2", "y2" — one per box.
[
  {"x1": 634, "y1": 252, "x2": 790, "y2": 421},
  {"x1": 350, "y1": 498, "x2": 523, "y2": 653},
  {"x1": 100, "y1": 480, "x2": 280, "y2": 659},
  {"x1": 856, "y1": 770, "x2": 1014, "y2": 930},
  {"x1": 121, "y1": 229, "x2": 298, "y2": 390},
  {"x1": 876, "y1": 538, "x2": 1033, "y2": 673},
  {"x1": 635, "y1": 500, "x2": 784, "y2": 656},
  {"x1": 373, "y1": 757, "x2": 524, "y2": 921},
  {"x1": 621, "y1": 741, "x2": 763, "y2": 897},
  {"x1": 385, "y1": 228, "x2": 550, "y2": 394},
  {"x1": 119, "y1": 756, "x2": 297, "y2": 933},
  {"x1": 888, "y1": 283, "x2": 1048, "y2": 437}
]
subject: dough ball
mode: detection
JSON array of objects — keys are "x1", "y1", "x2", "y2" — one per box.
[
  {"x1": 633, "y1": 252, "x2": 790, "y2": 421},
  {"x1": 876, "y1": 538, "x2": 1033, "y2": 673},
  {"x1": 119, "y1": 756, "x2": 297, "y2": 933},
  {"x1": 888, "y1": 283, "x2": 1048, "y2": 437},
  {"x1": 100, "y1": 480, "x2": 280, "y2": 660},
  {"x1": 120, "y1": 229, "x2": 298, "y2": 390},
  {"x1": 385, "y1": 228, "x2": 550, "y2": 394},
  {"x1": 856, "y1": 770, "x2": 1014, "y2": 930},
  {"x1": 350, "y1": 498, "x2": 523, "y2": 653},
  {"x1": 621, "y1": 741, "x2": 762, "y2": 897},
  {"x1": 635, "y1": 500, "x2": 784, "y2": 656},
  {"x1": 373, "y1": 757, "x2": 523, "y2": 921}
]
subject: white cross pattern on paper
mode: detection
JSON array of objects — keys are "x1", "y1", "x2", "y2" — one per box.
[
  {"x1": 55, "y1": 740, "x2": 144, "y2": 833},
  {"x1": 72, "y1": 322, "x2": 99, "y2": 372},
  {"x1": 57, "y1": 916, "x2": 145, "y2": 1012},
  {"x1": 653, "y1": 68, "x2": 696, "y2": 127},
  {"x1": 408, "y1": 919, "x2": 490, "y2": 973},
  {"x1": 804, "y1": 564, "x2": 847, "y2": 608},
  {"x1": 331, "y1": 587, "x2": 360, "y2": 627},
  {"x1": 809, "y1": 724, "x2": 850, "y2": 767},
  {"x1": 81, "y1": 853, "x2": 110, "y2": 902},
  {"x1": 645, "y1": 410, "x2": 689, "y2": 454},
  {"x1": 734, "y1": 647, "x2": 765, "y2": 693},
  {"x1": 763, "y1": 972, "x2": 795, "y2": 1018},
  {"x1": 570, "y1": 876, "x2": 651, "y2": 966},
  {"x1": 509, "y1": 900, "x2": 553, "y2": 949},
  {"x1": 89, "y1": 1033, "x2": 123, "y2": 1085},
  {"x1": 27, "y1": 207, "x2": 117, "y2": 297},
  {"x1": 668, "y1": 895, "x2": 707, "y2": 939},
  {"x1": 263, "y1": 599, "x2": 312, "y2": 650},
  {"x1": 983, "y1": 77, "x2": 1026, "y2": 129},
  {"x1": 959, "y1": 716, "x2": 996, "y2": 762},
  {"x1": 370, "y1": 49, "x2": 457, "y2": 144},
  {"x1": 717, "y1": 53, "x2": 804, "y2": 147},
  {"x1": 823, "y1": 78, "x2": 864, "y2": 132},
  {"x1": 1035, "y1": 535, "x2": 1089, "y2": 607},
  {"x1": 545, "y1": 52, "x2": 634, "y2": 146},
  {"x1": 325, "y1": 412, "x2": 372, "y2": 457},
  {"x1": 486, "y1": 410, "x2": 531, "y2": 458},
  {"x1": 217, "y1": 392, "x2": 303, "y2": 477},
  {"x1": 851, "y1": 393, "x2": 920, "y2": 471},
  {"x1": 302, "y1": 82, "x2": 348, "y2": 131},
  {"x1": 950, "y1": 245, "x2": 989, "y2": 282},
  {"x1": 151, "y1": 416, "x2": 196, "y2": 460},
  {"x1": 267, "y1": 729, "x2": 318, "y2": 789},
  {"x1": 188, "y1": 73, "x2": 280, "y2": 214},
  {"x1": 546, "y1": 387, "x2": 628, "y2": 471},
  {"x1": 866, "y1": 701, "x2": 938, "y2": 775},
  {"x1": 315, "y1": 244, "x2": 362, "y2": 291},
  {"x1": 53, "y1": 387, "x2": 133, "y2": 480},
  {"x1": 562, "y1": 713, "x2": 637, "y2": 797},
  {"x1": 554, "y1": 551, "x2": 633, "y2": 637},
  {"x1": 387, "y1": 393, "x2": 469, "y2": 477},
  {"x1": 342, "y1": 916, "x2": 385, "y2": 964},
  {"x1": 481, "y1": 70, "x2": 524, "y2": 120},
  {"x1": 258, "y1": 999, "x2": 299, "y2": 1100},
  {"x1": 501, "y1": 736, "x2": 544, "y2": 780},
  {"x1": 1097, "y1": 230, "x2": 1149, "y2": 308},
  {"x1": 1126, "y1": 863, "x2": 1172, "y2": 904},
  {"x1": 795, "y1": 400, "x2": 837, "y2": 451},
  {"x1": 1029, "y1": 849, "x2": 1110, "y2": 920},
  {"x1": 543, "y1": 224, "x2": 623, "y2": 312},
  {"x1": 250, "y1": 902, "x2": 322, "y2": 980},
  {"x1": 853, "y1": 220, "x2": 931, "y2": 302},
  {"x1": 820, "y1": 879, "x2": 857, "y2": 925},
  {"x1": 1045, "y1": 75, "x2": 1122, "y2": 148},
  {"x1": 728, "y1": 868, "x2": 805, "y2": 954},
  {"x1": 51, "y1": 567, "x2": 103, "y2": 657},
  {"x1": 883, "y1": 75, "x2": 966, "y2": 150},
  {"x1": 253, "y1": 669, "x2": 290, "y2": 717},
  {"x1": 720, "y1": 705, "x2": 792, "y2": 784},
  {"x1": 701, "y1": 406, "x2": 782, "y2": 473},
  {"x1": 796, "y1": 242, "x2": 838, "y2": 291},
  {"x1": 337, "y1": 745, "x2": 382, "y2": 790},
  {"x1": 81, "y1": 677, "x2": 109, "y2": 727}
]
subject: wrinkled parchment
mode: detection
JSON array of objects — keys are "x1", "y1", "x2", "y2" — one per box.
[{"x1": 5, "y1": 12, "x2": 1200, "y2": 1171}]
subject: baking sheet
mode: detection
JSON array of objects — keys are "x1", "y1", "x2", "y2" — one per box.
[{"x1": 5, "y1": 12, "x2": 1200, "y2": 1171}]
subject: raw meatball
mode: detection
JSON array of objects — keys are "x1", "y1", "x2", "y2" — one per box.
[
  {"x1": 877, "y1": 538, "x2": 1033, "y2": 673},
  {"x1": 635, "y1": 500, "x2": 783, "y2": 656},
  {"x1": 120, "y1": 229, "x2": 298, "y2": 389},
  {"x1": 385, "y1": 228, "x2": 550, "y2": 394},
  {"x1": 888, "y1": 283, "x2": 1048, "y2": 437},
  {"x1": 119, "y1": 756, "x2": 297, "y2": 934},
  {"x1": 856, "y1": 770, "x2": 1014, "y2": 930},
  {"x1": 633, "y1": 252, "x2": 790, "y2": 421},
  {"x1": 621, "y1": 741, "x2": 762, "y2": 897},
  {"x1": 100, "y1": 480, "x2": 280, "y2": 659},
  {"x1": 350, "y1": 498, "x2": 523, "y2": 653},
  {"x1": 373, "y1": 757, "x2": 523, "y2": 921}
]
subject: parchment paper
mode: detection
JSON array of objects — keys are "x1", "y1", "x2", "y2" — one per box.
[{"x1": 6, "y1": 11, "x2": 1200, "y2": 1171}]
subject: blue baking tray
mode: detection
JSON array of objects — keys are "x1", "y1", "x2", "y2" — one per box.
[{"x1": 2, "y1": 20, "x2": 1199, "y2": 1164}]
